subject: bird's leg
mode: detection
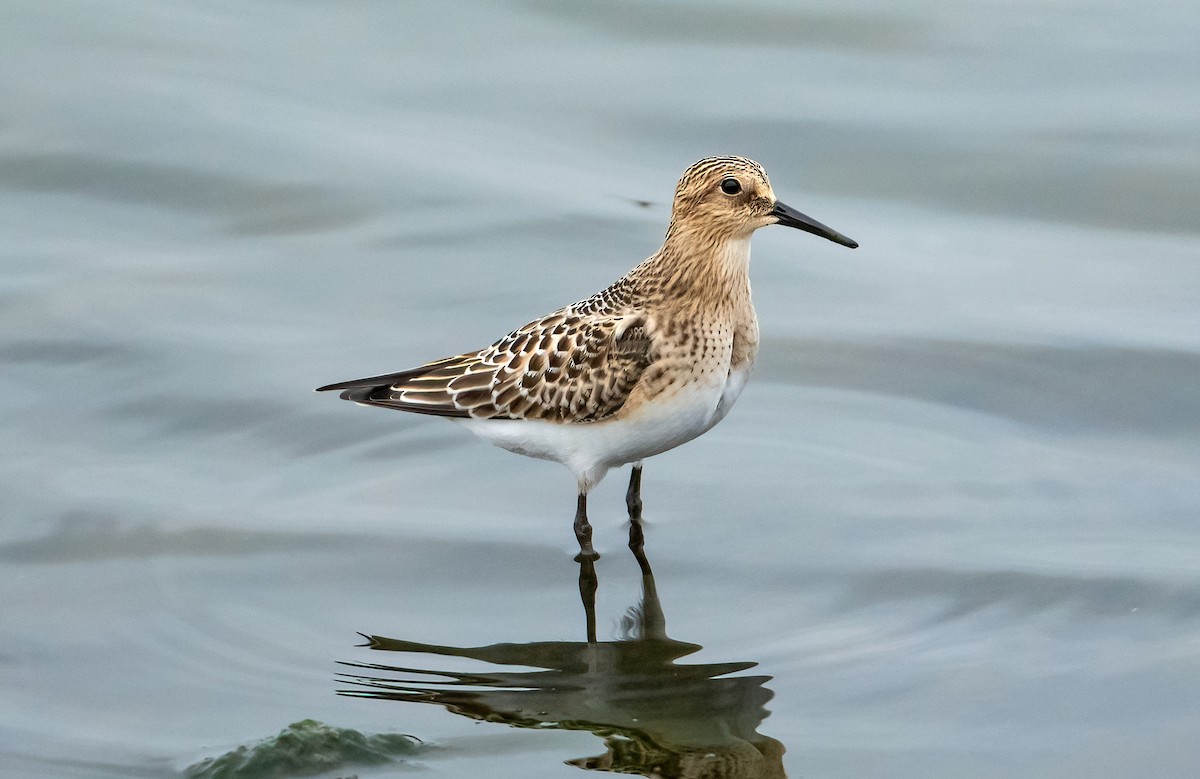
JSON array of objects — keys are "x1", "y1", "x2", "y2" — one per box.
[
  {"x1": 574, "y1": 493, "x2": 599, "y2": 562},
  {"x1": 625, "y1": 462, "x2": 644, "y2": 521},
  {"x1": 626, "y1": 464, "x2": 652, "y2": 575}
]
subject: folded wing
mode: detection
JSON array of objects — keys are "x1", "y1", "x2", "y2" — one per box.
[{"x1": 316, "y1": 312, "x2": 654, "y2": 423}]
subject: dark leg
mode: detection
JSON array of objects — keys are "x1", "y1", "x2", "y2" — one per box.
[
  {"x1": 577, "y1": 554, "x2": 598, "y2": 644},
  {"x1": 626, "y1": 464, "x2": 652, "y2": 575},
  {"x1": 625, "y1": 463, "x2": 643, "y2": 521},
  {"x1": 574, "y1": 493, "x2": 599, "y2": 562}
]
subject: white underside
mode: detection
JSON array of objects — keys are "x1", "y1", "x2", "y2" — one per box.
[{"x1": 453, "y1": 362, "x2": 753, "y2": 491}]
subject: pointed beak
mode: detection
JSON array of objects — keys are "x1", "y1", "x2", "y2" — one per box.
[{"x1": 770, "y1": 201, "x2": 858, "y2": 249}]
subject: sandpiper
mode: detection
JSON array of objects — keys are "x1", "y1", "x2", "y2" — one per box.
[{"x1": 318, "y1": 156, "x2": 857, "y2": 559}]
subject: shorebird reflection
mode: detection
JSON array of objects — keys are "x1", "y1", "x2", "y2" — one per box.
[{"x1": 338, "y1": 530, "x2": 786, "y2": 777}]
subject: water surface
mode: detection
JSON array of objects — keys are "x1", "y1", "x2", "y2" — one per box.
[{"x1": 2, "y1": 1, "x2": 1199, "y2": 777}]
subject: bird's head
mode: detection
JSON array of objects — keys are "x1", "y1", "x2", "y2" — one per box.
[{"x1": 668, "y1": 156, "x2": 858, "y2": 249}]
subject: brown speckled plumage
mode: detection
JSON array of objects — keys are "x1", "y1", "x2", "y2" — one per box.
[
  {"x1": 318, "y1": 156, "x2": 857, "y2": 553},
  {"x1": 320, "y1": 157, "x2": 784, "y2": 424}
]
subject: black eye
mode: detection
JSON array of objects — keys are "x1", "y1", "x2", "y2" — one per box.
[{"x1": 719, "y1": 177, "x2": 742, "y2": 195}]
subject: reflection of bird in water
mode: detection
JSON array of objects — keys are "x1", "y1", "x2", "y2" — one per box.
[
  {"x1": 338, "y1": 534, "x2": 786, "y2": 778},
  {"x1": 318, "y1": 156, "x2": 856, "y2": 560}
]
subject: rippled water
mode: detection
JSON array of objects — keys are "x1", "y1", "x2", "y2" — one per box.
[{"x1": 3, "y1": 1, "x2": 1199, "y2": 777}]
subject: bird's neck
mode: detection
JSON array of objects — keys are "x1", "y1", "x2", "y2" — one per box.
[{"x1": 647, "y1": 226, "x2": 753, "y2": 307}]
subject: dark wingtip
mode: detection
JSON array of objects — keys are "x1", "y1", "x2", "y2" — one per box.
[
  {"x1": 338, "y1": 387, "x2": 378, "y2": 403},
  {"x1": 314, "y1": 379, "x2": 392, "y2": 402},
  {"x1": 316, "y1": 364, "x2": 445, "y2": 396},
  {"x1": 316, "y1": 380, "x2": 357, "y2": 392}
]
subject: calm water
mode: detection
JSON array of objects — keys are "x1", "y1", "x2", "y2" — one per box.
[{"x1": 3, "y1": 1, "x2": 1199, "y2": 777}]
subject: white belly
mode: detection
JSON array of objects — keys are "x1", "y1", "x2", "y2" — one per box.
[
  {"x1": 713, "y1": 360, "x2": 752, "y2": 425},
  {"x1": 454, "y1": 363, "x2": 752, "y2": 491}
]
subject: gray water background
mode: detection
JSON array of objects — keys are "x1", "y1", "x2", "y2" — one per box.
[{"x1": 3, "y1": 0, "x2": 1199, "y2": 776}]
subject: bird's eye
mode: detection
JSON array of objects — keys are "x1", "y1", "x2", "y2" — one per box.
[{"x1": 719, "y1": 177, "x2": 742, "y2": 195}]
